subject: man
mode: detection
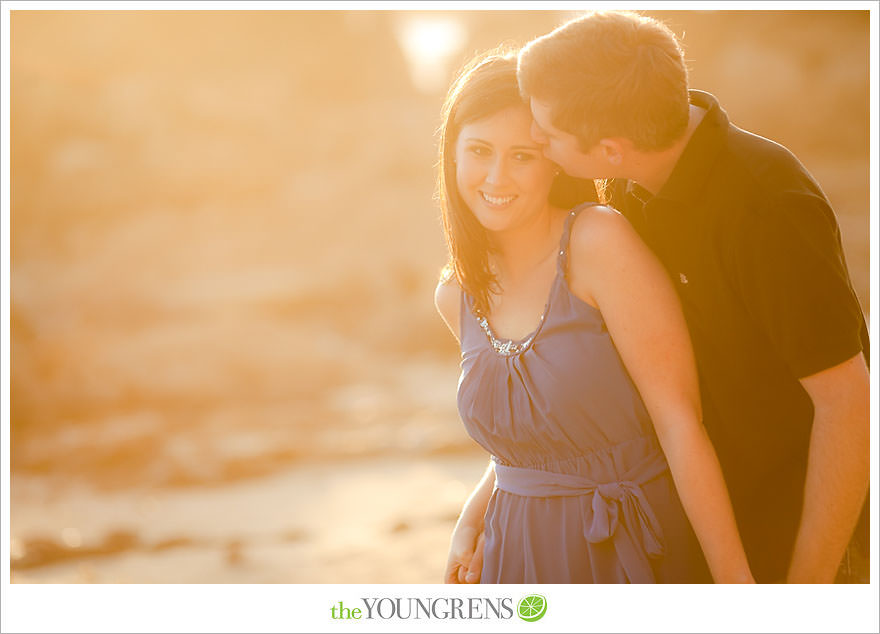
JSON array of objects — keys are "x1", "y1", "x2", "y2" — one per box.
[{"x1": 517, "y1": 11, "x2": 869, "y2": 583}]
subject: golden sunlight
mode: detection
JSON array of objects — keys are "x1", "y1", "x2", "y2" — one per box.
[{"x1": 393, "y1": 15, "x2": 467, "y2": 95}]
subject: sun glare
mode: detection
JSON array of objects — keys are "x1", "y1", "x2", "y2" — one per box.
[{"x1": 393, "y1": 16, "x2": 467, "y2": 95}]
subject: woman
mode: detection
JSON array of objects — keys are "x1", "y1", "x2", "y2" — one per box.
[{"x1": 434, "y1": 50, "x2": 754, "y2": 584}]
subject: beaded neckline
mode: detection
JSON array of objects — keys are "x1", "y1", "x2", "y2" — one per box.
[
  {"x1": 471, "y1": 208, "x2": 581, "y2": 357},
  {"x1": 472, "y1": 282, "x2": 555, "y2": 356},
  {"x1": 477, "y1": 317, "x2": 532, "y2": 356}
]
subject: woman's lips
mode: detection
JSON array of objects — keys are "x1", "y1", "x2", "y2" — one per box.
[{"x1": 480, "y1": 191, "x2": 517, "y2": 207}]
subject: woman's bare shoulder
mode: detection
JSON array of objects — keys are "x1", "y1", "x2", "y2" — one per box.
[
  {"x1": 434, "y1": 272, "x2": 462, "y2": 342},
  {"x1": 566, "y1": 204, "x2": 654, "y2": 307},
  {"x1": 568, "y1": 204, "x2": 647, "y2": 264}
]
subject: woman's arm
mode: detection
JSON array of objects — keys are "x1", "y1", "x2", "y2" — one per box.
[
  {"x1": 569, "y1": 206, "x2": 753, "y2": 583},
  {"x1": 434, "y1": 276, "x2": 492, "y2": 582},
  {"x1": 445, "y1": 460, "x2": 495, "y2": 583},
  {"x1": 434, "y1": 276, "x2": 462, "y2": 342}
]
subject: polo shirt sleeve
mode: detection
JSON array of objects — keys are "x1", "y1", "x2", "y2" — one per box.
[{"x1": 728, "y1": 192, "x2": 865, "y2": 379}]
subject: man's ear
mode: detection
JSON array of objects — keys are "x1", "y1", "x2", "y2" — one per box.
[{"x1": 597, "y1": 138, "x2": 626, "y2": 166}]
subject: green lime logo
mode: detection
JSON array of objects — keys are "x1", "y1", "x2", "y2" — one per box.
[{"x1": 517, "y1": 594, "x2": 547, "y2": 622}]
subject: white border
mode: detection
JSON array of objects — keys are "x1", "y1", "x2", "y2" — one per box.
[
  {"x1": 0, "y1": 1, "x2": 879, "y2": 11},
  {"x1": 869, "y1": 4, "x2": 880, "y2": 631},
  {"x1": 0, "y1": 0, "x2": 10, "y2": 622},
  {"x1": 2, "y1": 2, "x2": 878, "y2": 633},
  {"x1": 3, "y1": 584, "x2": 880, "y2": 633}
]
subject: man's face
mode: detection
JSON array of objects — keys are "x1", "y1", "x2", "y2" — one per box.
[{"x1": 529, "y1": 98, "x2": 609, "y2": 179}]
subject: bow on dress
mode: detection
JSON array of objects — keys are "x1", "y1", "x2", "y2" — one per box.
[{"x1": 493, "y1": 451, "x2": 668, "y2": 583}]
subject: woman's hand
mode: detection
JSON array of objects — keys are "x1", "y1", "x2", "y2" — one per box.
[
  {"x1": 443, "y1": 460, "x2": 495, "y2": 583},
  {"x1": 444, "y1": 525, "x2": 485, "y2": 583}
]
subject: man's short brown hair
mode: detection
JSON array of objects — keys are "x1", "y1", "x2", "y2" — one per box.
[{"x1": 518, "y1": 11, "x2": 690, "y2": 152}]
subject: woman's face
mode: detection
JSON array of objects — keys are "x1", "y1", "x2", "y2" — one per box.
[{"x1": 454, "y1": 105, "x2": 558, "y2": 234}]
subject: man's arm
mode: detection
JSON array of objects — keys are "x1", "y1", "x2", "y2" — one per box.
[
  {"x1": 725, "y1": 191, "x2": 868, "y2": 582},
  {"x1": 787, "y1": 352, "x2": 870, "y2": 583}
]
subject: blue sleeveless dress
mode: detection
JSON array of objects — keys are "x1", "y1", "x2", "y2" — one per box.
[{"x1": 457, "y1": 203, "x2": 711, "y2": 584}]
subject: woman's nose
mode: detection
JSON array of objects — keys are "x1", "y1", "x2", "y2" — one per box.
[{"x1": 485, "y1": 157, "x2": 507, "y2": 184}]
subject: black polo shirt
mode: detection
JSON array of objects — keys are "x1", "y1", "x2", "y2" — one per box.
[{"x1": 609, "y1": 90, "x2": 869, "y2": 582}]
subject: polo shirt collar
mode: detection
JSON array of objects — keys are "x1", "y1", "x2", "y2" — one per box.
[{"x1": 631, "y1": 90, "x2": 728, "y2": 207}]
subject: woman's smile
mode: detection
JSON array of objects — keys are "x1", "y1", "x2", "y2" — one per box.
[{"x1": 479, "y1": 191, "x2": 518, "y2": 207}]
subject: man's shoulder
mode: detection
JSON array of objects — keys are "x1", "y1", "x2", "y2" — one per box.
[
  {"x1": 693, "y1": 91, "x2": 816, "y2": 194},
  {"x1": 717, "y1": 131, "x2": 841, "y2": 263},
  {"x1": 720, "y1": 122, "x2": 826, "y2": 201},
  {"x1": 678, "y1": 118, "x2": 843, "y2": 277}
]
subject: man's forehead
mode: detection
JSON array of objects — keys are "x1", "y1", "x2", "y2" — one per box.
[
  {"x1": 529, "y1": 98, "x2": 556, "y2": 129},
  {"x1": 529, "y1": 98, "x2": 552, "y2": 116}
]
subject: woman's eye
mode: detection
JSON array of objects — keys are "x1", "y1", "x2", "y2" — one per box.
[
  {"x1": 469, "y1": 146, "x2": 489, "y2": 157},
  {"x1": 513, "y1": 152, "x2": 536, "y2": 162}
]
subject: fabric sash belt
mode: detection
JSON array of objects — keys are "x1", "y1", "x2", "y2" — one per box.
[{"x1": 492, "y1": 452, "x2": 669, "y2": 583}]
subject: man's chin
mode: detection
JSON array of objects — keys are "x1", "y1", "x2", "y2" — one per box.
[{"x1": 554, "y1": 163, "x2": 598, "y2": 181}]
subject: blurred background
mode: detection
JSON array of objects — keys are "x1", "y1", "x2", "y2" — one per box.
[{"x1": 9, "y1": 10, "x2": 869, "y2": 583}]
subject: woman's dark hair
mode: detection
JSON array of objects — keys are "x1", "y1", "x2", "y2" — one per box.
[{"x1": 436, "y1": 49, "x2": 599, "y2": 315}]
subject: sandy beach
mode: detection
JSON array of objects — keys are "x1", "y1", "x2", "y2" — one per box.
[{"x1": 11, "y1": 450, "x2": 489, "y2": 584}]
